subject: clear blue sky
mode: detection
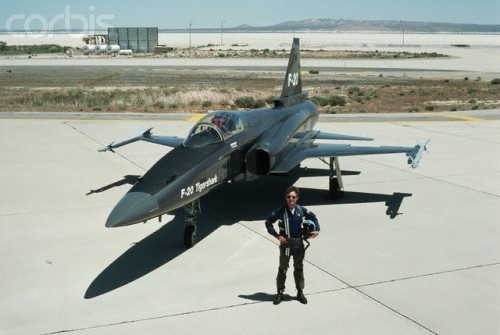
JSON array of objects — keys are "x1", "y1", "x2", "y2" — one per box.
[{"x1": 1, "y1": 0, "x2": 499, "y2": 31}]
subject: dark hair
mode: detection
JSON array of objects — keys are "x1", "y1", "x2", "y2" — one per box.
[{"x1": 285, "y1": 185, "x2": 300, "y2": 196}]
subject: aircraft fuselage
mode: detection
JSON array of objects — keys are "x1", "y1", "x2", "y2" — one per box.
[{"x1": 105, "y1": 100, "x2": 318, "y2": 228}]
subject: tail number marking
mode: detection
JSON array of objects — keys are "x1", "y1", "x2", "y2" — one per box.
[{"x1": 288, "y1": 72, "x2": 299, "y2": 87}]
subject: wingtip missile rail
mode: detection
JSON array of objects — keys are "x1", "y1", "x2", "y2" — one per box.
[{"x1": 407, "y1": 140, "x2": 430, "y2": 168}]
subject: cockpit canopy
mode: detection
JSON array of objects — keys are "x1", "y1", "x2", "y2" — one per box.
[{"x1": 183, "y1": 111, "x2": 244, "y2": 148}]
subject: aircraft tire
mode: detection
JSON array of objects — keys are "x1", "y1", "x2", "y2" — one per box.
[
  {"x1": 184, "y1": 225, "x2": 196, "y2": 248},
  {"x1": 329, "y1": 178, "x2": 344, "y2": 200}
]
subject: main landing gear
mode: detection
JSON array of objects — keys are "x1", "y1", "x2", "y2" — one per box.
[
  {"x1": 328, "y1": 157, "x2": 344, "y2": 200},
  {"x1": 183, "y1": 199, "x2": 200, "y2": 248}
]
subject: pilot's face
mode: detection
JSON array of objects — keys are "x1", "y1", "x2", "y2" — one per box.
[{"x1": 286, "y1": 191, "x2": 298, "y2": 209}]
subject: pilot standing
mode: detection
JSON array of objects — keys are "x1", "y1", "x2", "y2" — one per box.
[{"x1": 265, "y1": 185, "x2": 319, "y2": 305}]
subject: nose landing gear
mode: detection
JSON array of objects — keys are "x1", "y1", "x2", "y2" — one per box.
[{"x1": 183, "y1": 199, "x2": 201, "y2": 248}]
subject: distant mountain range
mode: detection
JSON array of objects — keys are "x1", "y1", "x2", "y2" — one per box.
[
  {"x1": 164, "y1": 19, "x2": 500, "y2": 33},
  {"x1": 243, "y1": 19, "x2": 500, "y2": 33}
]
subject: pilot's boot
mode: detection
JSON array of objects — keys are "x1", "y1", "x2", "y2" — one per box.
[
  {"x1": 297, "y1": 290, "x2": 308, "y2": 304},
  {"x1": 273, "y1": 290, "x2": 284, "y2": 305}
]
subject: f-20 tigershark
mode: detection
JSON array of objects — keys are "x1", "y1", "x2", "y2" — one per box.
[{"x1": 99, "y1": 38, "x2": 426, "y2": 248}]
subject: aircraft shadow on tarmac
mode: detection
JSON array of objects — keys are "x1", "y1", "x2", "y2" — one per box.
[{"x1": 84, "y1": 167, "x2": 411, "y2": 299}]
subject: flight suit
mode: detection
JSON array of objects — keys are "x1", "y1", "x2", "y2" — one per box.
[{"x1": 265, "y1": 205, "x2": 319, "y2": 292}]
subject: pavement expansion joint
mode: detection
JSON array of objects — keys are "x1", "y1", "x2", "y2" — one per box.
[{"x1": 40, "y1": 301, "x2": 262, "y2": 335}]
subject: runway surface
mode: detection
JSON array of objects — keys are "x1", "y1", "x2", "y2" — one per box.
[
  {"x1": 2, "y1": 54, "x2": 500, "y2": 81},
  {"x1": 1, "y1": 110, "x2": 499, "y2": 334},
  {"x1": 2, "y1": 41, "x2": 500, "y2": 81}
]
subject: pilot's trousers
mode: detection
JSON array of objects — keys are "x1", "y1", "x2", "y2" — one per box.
[{"x1": 276, "y1": 238, "x2": 305, "y2": 292}]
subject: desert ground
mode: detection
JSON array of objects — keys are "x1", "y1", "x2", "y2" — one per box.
[{"x1": 1, "y1": 32, "x2": 499, "y2": 114}]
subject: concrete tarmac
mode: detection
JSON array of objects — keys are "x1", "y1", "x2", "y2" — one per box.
[{"x1": 0, "y1": 111, "x2": 499, "y2": 334}]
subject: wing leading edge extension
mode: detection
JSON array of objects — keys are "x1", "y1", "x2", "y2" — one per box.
[{"x1": 272, "y1": 142, "x2": 423, "y2": 174}]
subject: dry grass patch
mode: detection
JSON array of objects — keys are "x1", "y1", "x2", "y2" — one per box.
[{"x1": 1, "y1": 66, "x2": 499, "y2": 114}]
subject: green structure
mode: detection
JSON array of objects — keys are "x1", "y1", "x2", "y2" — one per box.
[{"x1": 108, "y1": 27, "x2": 158, "y2": 53}]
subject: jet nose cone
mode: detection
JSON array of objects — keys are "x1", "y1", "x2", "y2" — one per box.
[{"x1": 106, "y1": 192, "x2": 159, "y2": 228}]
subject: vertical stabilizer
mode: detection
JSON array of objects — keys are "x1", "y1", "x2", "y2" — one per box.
[{"x1": 274, "y1": 38, "x2": 307, "y2": 108}]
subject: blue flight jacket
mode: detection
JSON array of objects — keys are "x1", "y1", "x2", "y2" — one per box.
[{"x1": 265, "y1": 204, "x2": 320, "y2": 239}]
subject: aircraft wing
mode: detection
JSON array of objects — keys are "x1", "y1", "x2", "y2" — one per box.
[
  {"x1": 99, "y1": 128, "x2": 184, "y2": 152},
  {"x1": 313, "y1": 131, "x2": 373, "y2": 141},
  {"x1": 271, "y1": 142, "x2": 422, "y2": 174}
]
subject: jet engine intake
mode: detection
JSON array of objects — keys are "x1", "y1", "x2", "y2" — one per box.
[{"x1": 246, "y1": 147, "x2": 275, "y2": 175}]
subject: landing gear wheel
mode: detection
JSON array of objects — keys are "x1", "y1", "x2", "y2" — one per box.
[
  {"x1": 329, "y1": 178, "x2": 344, "y2": 200},
  {"x1": 328, "y1": 157, "x2": 344, "y2": 200},
  {"x1": 184, "y1": 225, "x2": 197, "y2": 248}
]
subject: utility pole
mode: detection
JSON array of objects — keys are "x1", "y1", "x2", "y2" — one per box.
[
  {"x1": 220, "y1": 21, "x2": 227, "y2": 46},
  {"x1": 400, "y1": 20, "x2": 405, "y2": 45},
  {"x1": 189, "y1": 20, "x2": 196, "y2": 48}
]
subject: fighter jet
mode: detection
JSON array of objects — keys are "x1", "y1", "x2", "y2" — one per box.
[{"x1": 99, "y1": 38, "x2": 426, "y2": 248}]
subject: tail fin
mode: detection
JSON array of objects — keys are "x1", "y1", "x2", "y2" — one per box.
[{"x1": 274, "y1": 38, "x2": 307, "y2": 108}]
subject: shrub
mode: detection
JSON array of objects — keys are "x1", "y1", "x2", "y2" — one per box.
[
  {"x1": 254, "y1": 99, "x2": 266, "y2": 108},
  {"x1": 234, "y1": 97, "x2": 254, "y2": 108},
  {"x1": 234, "y1": 96, "x2": 254, "y2": 108},
  {"x1": 134, "y1": 98, "x2": 146, "y2": 106},
  {"x1": 328, "y1": 95, "x2": 346, "y2": 106},
  {"x1": 310, "y1": 96, "x2": 329, "y2": 106},
  {"x1": 491, "y1": 78, "x2": 500, "y2": 85},
  {"x1": 154, "y1": 101, "x2": 165, "y2": 109},
  {"x1": 234, "y1": 96, "x2": 265, "y2": 109},
  {"x1": 425, "y1": 105, "x2": 435, "y2": 111},
  {"x1": 347, "y1": 86, "x2": 361, "y2": 95},
  {"x1": 67, "y1": 88, "x2": 84, "y2": 99},
  {"x1": 164, "y1": 87, "x2": 179, "y2": 96}
]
